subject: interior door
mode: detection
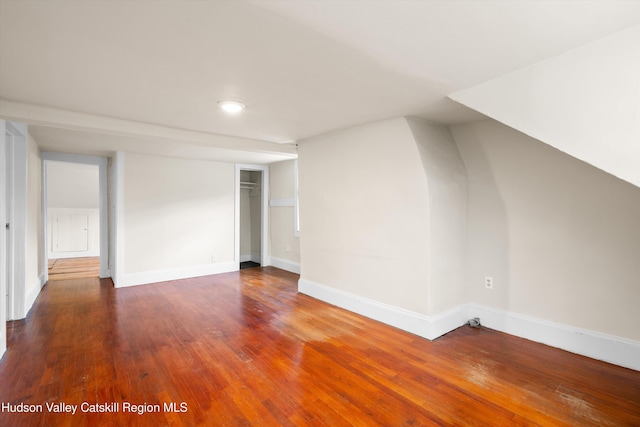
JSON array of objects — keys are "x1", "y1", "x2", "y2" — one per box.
[{"x1": 52, "y1": 213, "x2": 89, "y2": 252}]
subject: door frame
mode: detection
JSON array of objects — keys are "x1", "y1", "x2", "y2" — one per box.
[
  {"x1": 41, "y1": 152, "x2": 109, "y2": 281},
  {"x1": 235, "y1": 164, "x2": 269, "y2": 268},
  {"x1": 3, "y1": 121, "x2": 27, "y2": 322}
]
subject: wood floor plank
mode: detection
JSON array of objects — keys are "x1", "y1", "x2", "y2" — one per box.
[
  {"x1": 48, "y1": 257, "x2": 100, "y2": 281},
  {"x1": 1, "y1": 267, "x2": 639, "y2": 426}
]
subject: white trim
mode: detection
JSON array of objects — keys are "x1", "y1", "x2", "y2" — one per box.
[
  {"x1": 6, "y1": 122, "x2": 27, "y2": 320},
  {"x1": 40, "y1": 152, "x2": 48, "y2": 284},
  {"x1": 467, "y1": 303, "x2": 640, "y2": 372},
  {"x1": 298, "y1": 278, "x2": 466, "y2": 340},
  {"x1": 111, "y1": 152, "x2": 124, "y2": 287},
  {"x1": 296, "y1": 278, "x2": 640, "y2": 371},
  {"x1": 269, "y1": 198, "x2": 295, "y2": 207},
  {"x1": 0, "y1": 120, "x2": 8, "y2": 357},
  {"x1": 24, "y1": 273, "x2": 45, "y2": 316},
  {"x1": 293, "y1": 159, "x2": 300, "y2": 237},
  {"x1": 270, "y1": 257, "x2": 301, "y2": 274},
  {"x1": 240, "y1": 254, "x2": 252, "y2": 263},
  {"x1": 49, "y1": 250, "x2": 100, "y2": 259},
  {"x1": 116, "y1": 261, "x2": 237, "y2": 288}
]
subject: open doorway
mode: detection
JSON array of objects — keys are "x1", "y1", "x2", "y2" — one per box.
[
  {"x1": 235, "y1": 164, "x2": 269, "y2": 270},
  {"x1": 45, "y1": 161, "x2": 100, "y2": 281},
  {"x1": 41, "y1": 152, "x2": 109, "y2": 282},
  {"x1": 239, "y1": 170, "x2": 262, "y2": 269}
]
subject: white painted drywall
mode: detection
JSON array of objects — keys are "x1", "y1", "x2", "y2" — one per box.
[
  {"x1": 298, "y1": 117, "x2": 431, "y2": 314},
  {"x1": 452, "y1": 119, "x2": 640, "y2": 341},
  {"x1": 269, "y1": 160, "x2": 300, "y2": 269},
  {"x1": 123, "y1": 152, "x2": 235, "y2": 274},
  {"x1": 406, "y1": 118, "x2": 468, "y2": 314},
  {"x1": 46, "y1": 161, "x2": 99, "y2": 209},
  {"x1": 25, "y1": 133, "x2": 43, "y2": 310},
  {"x1": 450, "y1": 25, "x2": 640, "y2": 188}
]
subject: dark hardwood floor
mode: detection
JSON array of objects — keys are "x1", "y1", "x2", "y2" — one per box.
[{"x1": 1, "y1": 267, "x2": 639, "y2": 426}]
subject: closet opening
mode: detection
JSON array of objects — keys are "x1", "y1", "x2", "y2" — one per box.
[
  {"x1": 239, "y1": 170, "x2": 263, "y2": 269},
  {"x1": 235, "y1": 164, "x2": 269, "y2": 270}
]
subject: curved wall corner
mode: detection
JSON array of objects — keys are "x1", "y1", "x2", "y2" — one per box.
[{"x1": 407, "y1": 118, "x2": 469, "y2": 316}]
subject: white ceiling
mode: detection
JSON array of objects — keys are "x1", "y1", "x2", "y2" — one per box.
[{"x1": 1, "y1": 0, "x2": 639, "y2": 162}]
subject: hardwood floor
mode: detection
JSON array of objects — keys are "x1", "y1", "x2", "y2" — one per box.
[
  {"x1": 47, "y1": 257, "x2": 100, "y2": 281},
  {"x1": 1, "y1": 267, "x2": 639, "y2": 426}
]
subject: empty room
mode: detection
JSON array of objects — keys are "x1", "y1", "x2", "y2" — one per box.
[{"x1": 1, "y1": 1, "x2": 639, "y2": 425}]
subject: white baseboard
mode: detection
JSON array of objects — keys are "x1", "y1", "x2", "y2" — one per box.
[
  {"x1": 251, "y1": 252, "x2": 261, "y2": 263},
  {"x1": 49, "y1": 250, "x2": 100, "y2": 259},
  {"x1": 240, "y1": 254, "x2": 252, "y2": 263},
  {"x1": 467, "y1": 303, "x2": 640, "y2": 372},
  {"x1": 270, "y1": 257, "x2": 301, "y2": 274},
  {"x1": 115, "y1": 261, "x2": 238, "y2": 288},
  {"x1": 298, "y1": 278, "x2": 466, "y2": 340},
  {"x1": 25, "y1": 273, "x2": 46, "y2": 317},
  {"x1": 296, "y1": 279, "x2": 640, "y2": 371}
]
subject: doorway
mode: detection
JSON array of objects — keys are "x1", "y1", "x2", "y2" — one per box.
[
  {"x1": 235, "y1": 164, "x2": 269, "y2": 269},
  {"x1": 45, "y1": 160, "x2": 100, "y2": 281},
  {"x1": 240, "y1": 170, "x2": 262, "y2": 269},
  {"x1": 41, "y1": 152, "x2": 109, "y2": 282}
]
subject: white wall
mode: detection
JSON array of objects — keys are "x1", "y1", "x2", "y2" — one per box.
[
  {"x1": 407, "y1": 118, "x2": 468, "y2": 315},
  {"x1": 268, "y1": 160, "x2": 300, "y2": 273},
  {"x1": 452, "y1": 119, "x2": 640, "y2": 342},
  {"x1": 450, "y1": 24, "x2": 640, "y2": 188},
  {"x1": 120, "y1": 152, "x2": 236, "y2": 285},
  {"x1": 25, "y1": 133, "x2": 43, "y2": 311},
  {"x1": 46, "y1": 161, "x2": 99, "y2": 208},
  {"x1": 298, "y1": 118, "x2": 431, "y2": 314}
]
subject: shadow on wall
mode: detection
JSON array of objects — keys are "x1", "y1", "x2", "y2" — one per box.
[{"x1": 451, "y1": 123, "x2": 511, "y2": 312}]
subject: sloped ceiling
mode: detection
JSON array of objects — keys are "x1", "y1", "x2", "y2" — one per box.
[
  {"x1": 1, "y1": 0, "x2": 639, "y2": 164},
  {"x1": 450, "y1": 25, "x2": 640, "y2": 187}
]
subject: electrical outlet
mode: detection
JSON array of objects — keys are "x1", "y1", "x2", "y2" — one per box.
[
  {"x1": 285, "y1": 245, "x2": 290, "y2": 253},
  {"x1": 211, "y1": 255, "x2": 217, "y2": 263},
  {"x1": 484, "y1": 276, "x2": 493, "y2": 289}
]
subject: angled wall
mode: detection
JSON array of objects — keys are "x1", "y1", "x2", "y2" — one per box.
[{"x1": 452, "y1": 119, "x2": 640, "y2": 369}]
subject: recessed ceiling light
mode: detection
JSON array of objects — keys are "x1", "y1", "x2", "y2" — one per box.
[{"x1": 218, "y1": 100, "x2": 246, "y2": 114}]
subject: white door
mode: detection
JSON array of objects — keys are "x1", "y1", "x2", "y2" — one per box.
[{"x1": 52, "y1": 213, "x2": 89, "y2": 252}]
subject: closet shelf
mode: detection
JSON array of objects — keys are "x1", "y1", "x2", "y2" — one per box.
[{"x1": 240, "y1": 181, "x2": 259, "y2": 189}]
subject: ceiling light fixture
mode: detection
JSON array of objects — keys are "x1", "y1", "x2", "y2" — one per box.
[{"x1": 218, "y1": 100, "x2": 246, "y2": 114}]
